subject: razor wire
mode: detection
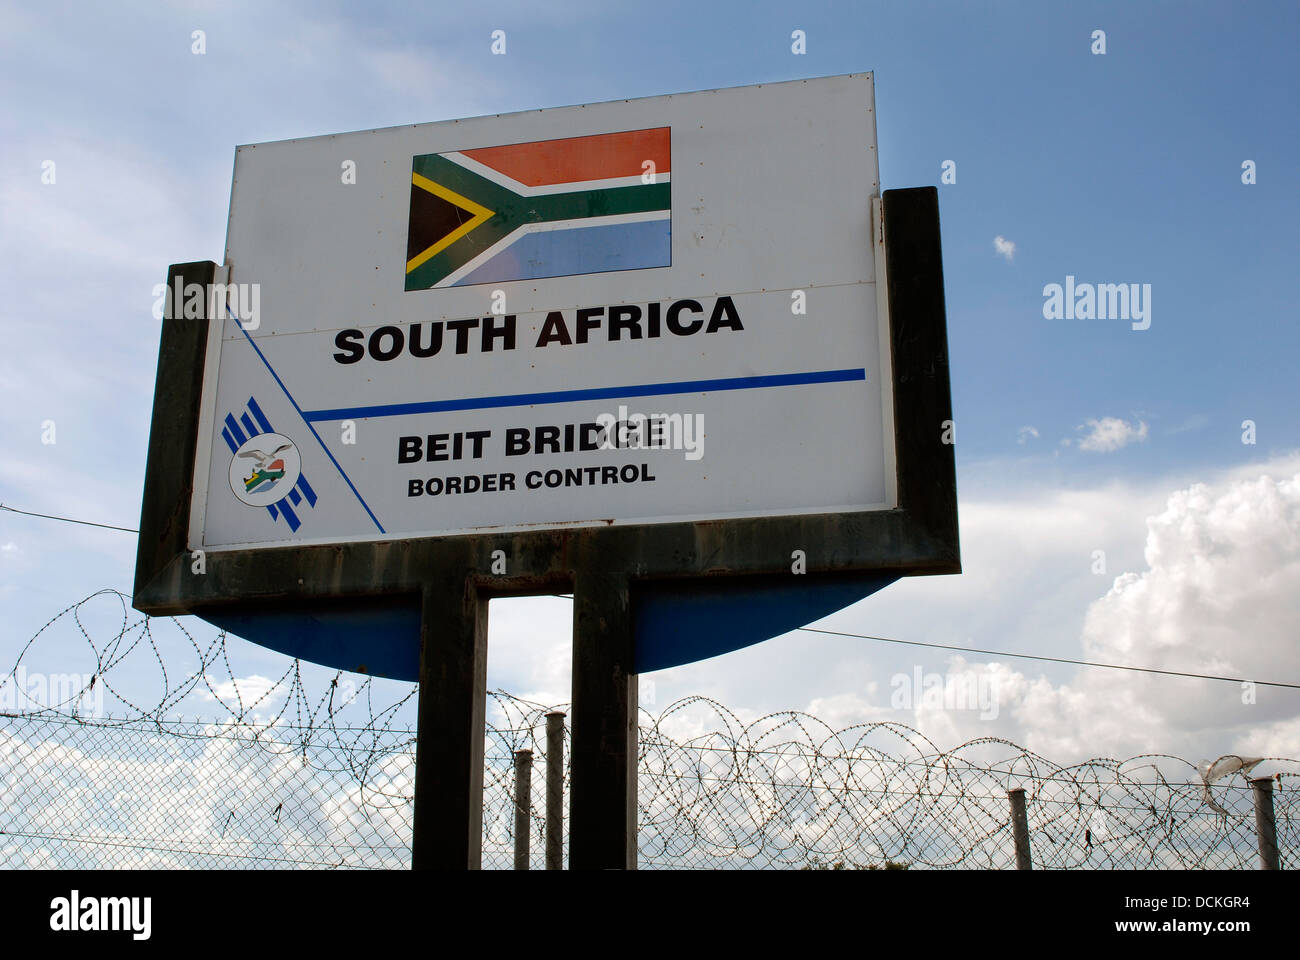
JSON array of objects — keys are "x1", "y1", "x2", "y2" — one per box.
[{"x1": 0, "y1": 591, "x2": 1293, "y2": 869}]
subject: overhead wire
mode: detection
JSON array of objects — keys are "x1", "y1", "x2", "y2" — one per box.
[
  {"x1": 0, "y1": 502, "x2": 137, "y2": 533},
  {"x1": 5, "y1": 507, "x2": 1294, "y2": 689}
]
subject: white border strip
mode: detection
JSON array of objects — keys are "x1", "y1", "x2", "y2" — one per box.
[
  {"x1": 188, "y1": 264, "x2": 230, "y2": 551},
  {"x1": 199, "y1": 499, "x2": 895, "y2": 553}
]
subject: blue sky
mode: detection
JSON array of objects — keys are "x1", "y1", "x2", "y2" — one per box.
[{"x1": 2, "y1": 0, "x2": 1298, "y2": 761}]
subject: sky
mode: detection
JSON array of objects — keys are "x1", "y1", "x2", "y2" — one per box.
[{"x1": 1, "y1": 0, "x2": 1298, "y2": 768}]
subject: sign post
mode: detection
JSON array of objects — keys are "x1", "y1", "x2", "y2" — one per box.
[
  {"x1": 134, "y1": 74, "x2": 958, "y2": 869},
  {"x1": 411, "y1": 576, "x2": 488, "y2": 870}
]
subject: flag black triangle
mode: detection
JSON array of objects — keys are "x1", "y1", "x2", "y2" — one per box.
[{"x1": 406, "y1": 182, "x2": 474, "y2": 263}]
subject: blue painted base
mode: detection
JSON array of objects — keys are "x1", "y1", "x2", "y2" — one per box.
[
  {"x1": 634, "y1": 574, "x2": 899, "y2": 673},
  {"x1": 201, "y1": 574, "x2": 897, "y2": 681},
  {"x1": 200, "y1": 597, "x2": 421, "y2": 681}
]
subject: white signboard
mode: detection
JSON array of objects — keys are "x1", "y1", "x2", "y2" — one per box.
[{"x1": 191, "y1": 73, "x2": 894, "y2": 550}]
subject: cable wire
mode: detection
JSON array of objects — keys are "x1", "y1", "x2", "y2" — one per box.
[
  {"x1": 3, "y1": 517, "x2": 1292, "y2": 690},
  {"x1": 797, "y1": 626, "x2": 1300, "y2": 690},
  {"x1": 0, "y1": 503, "x2": 137, "y2": 533}
]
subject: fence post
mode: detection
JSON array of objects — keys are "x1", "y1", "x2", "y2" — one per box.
[
  {"x1": 513, "y1": 749, "x2": 533, "y2": 870},
  {"x1": 1008, "y1": 787, "x2": 1032, "y2": 870},
  {"x1": 545, "y1": 711, "x2": 566, "y2": 870},
  {"x1": 1251, "y1": 776, "x2": 1280, "y2": 870}
]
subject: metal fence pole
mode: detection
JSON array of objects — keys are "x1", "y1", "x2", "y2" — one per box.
[
  {"x1": 513, "y1": 749, "x2": 533, "y2": 870},
  {"x1": 545, "y1": 711, "x2": 566, "y2": 870},
  {"x1": 1251, "y1": 776, "x2": 1280, "y2": 870},
  {"x1": 1008, "y1": 788, "x2": 1032, "y2": 870}
]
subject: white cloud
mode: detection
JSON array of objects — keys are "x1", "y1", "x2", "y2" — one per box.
[
  {"x1": 642, "y1": 454, "x2": 1300, "y2": 764},
  {"x1": 0, "y1": 720, "x2": 414, "y2": 868},
  {"x1": 993, "y1": 235, "x2": 1016, "y2": 262},
  {"x1": 1005, "y1": 468, "x2": 1300, "y2": 759},
  {"x1": 804, "y1": 691, "x2": 892, "y2": 729},
  {"x1": 484, "y1": 596, "x2": 573, "y2": 707},
  {"x1": 1077, "y1": 416, "x2": 1149, "y2": 452},
  {"x1": 200, "y1": 674, "x2": 284, "y2": 713},
  {"x1": 893, "y1": 462, "x2": 1299, "y2": 761},
  {"x1": 1017, "y1": 425, "x2": 1039, "y2": 444}
]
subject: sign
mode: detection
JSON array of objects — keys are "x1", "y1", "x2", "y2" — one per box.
[
  {"x1": 136, "y1": 73, "x2": 957, "y2": 682},
  {"x1": 136, "y1": 74, "x2": 958, "y2": 869},
  {"x1": 191, "y1": 73, "x2": 894, "y2": 551}
]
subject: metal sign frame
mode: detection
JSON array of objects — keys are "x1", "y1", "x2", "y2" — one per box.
[{"x1": 134, "y1": 181, "x2": 957, "y2": 868}]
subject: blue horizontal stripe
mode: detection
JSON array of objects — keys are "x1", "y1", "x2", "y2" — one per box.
[
  {"x1": 452, "y1": 218, "x2": 670, "y2": 286},
  {"x1": 303, "y1": 368, "x2": 866, "y2": 422}
]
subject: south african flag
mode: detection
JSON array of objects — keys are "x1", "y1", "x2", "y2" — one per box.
[{"x1": 405, "y1": 127, "x2": 671, "y2": 290}]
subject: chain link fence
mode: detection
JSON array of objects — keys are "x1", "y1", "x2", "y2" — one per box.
[
  {"x1": 2, "y1": 699, "x2": 1292, "y2": 870},
  {"x1": 636, "y1": 696, "x2": 1291, "y2": 869},
  {"x1": 0, "y1": 592, "x2": 1294, "y2": 869}
]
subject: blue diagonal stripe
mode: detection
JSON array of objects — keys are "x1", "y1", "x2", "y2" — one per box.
[
  {"x1": 247, "y1": 396, "x2": 274, "y2": 434},
  {"x1": 277, "y1": 500, "x2": 301, "y2": 531},
  {"x1": 302, "y1": 368, "x2": 867, "y2": 422},
  {"x1": 228, "y1": 306, "x2": 384, "y2": 533},
  {"x1": 224, "y1": 414, "x2": 247, "y2": 445}
]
